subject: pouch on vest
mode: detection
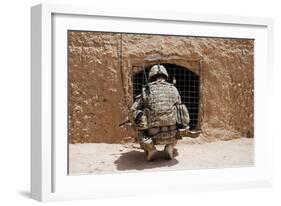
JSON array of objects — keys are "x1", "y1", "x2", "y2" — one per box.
[
  {"x1": 135, "y1": 110, "x2": 149, "y2": 130},
  {"x1": 175, "y1": 103, "x2": 190, "y2": 127}
]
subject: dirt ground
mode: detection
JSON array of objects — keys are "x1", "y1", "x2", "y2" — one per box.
[{"x1": 69, "y1": 137, "x2": 254, "y2": 175}]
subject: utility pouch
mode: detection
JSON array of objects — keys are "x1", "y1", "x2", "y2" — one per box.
[
  {"x1": 175, "y1": 103, "x2": 190, "y2": 127},
  {"x1": 135, "y1": 111, "x2": 148, "y2": 130}
]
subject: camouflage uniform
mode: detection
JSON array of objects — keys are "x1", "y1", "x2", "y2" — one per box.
[{"x1": 130, "y1": 65, "x2": 189, "y2": 161}]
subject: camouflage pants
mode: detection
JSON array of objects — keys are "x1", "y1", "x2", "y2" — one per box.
[{"x1": 137, "y1": 130, "x2": 178, "y2": 152}]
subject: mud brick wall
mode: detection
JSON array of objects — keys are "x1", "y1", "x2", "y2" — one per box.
[{"x1": 68, "y1": 31, "x2": 254, "y2": 143}]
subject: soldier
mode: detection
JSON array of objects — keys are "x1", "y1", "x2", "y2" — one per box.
[{"x1": 130, "y1": 64, "x2": 190, "y2": 161}]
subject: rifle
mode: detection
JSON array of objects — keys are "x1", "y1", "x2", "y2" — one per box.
[
  {"x1": 119, "y1": 64, "x2": 148, "y2": 128},
  {"x1": 142, "y1": 63, "x2": 150, "y2": 95},
  {"x1": 175, "y1": 128, "x2": 201, "y2": 139},
  {"x1": 118, "y1": 119, "x2": 132, "y2": 127}
]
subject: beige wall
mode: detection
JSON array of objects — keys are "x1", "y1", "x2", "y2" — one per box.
[{"x1": 68, "y1": 31, "x2": 254, "y2": 143}]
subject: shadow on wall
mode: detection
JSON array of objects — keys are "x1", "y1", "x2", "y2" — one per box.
[{"x1": 114, "y1": 149, "x2": 179, "y2": 170}]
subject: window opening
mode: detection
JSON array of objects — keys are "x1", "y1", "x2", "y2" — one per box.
[{"x1": 132, "y1": 64, "x2": 200, "y2": 130}]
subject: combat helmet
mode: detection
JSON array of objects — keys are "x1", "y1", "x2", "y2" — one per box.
[{"x1": 148, "y1": 64, "x2": 169, "y2": 81}]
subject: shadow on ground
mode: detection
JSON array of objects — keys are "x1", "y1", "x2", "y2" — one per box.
[
  {"x1": 114, "y1": 149, "x2": 179, "y2": 171},
  {"x1": 18, "y1": 190, "x2": 31, "y2": 198}
]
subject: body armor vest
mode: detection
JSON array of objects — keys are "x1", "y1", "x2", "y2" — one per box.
[{"x1": 144, "y1": 81, "x2": 180, "y2": 128}]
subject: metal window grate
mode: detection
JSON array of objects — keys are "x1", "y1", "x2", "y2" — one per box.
[{"x1": 132, "y1": 64, "x2": 200, "y2": 130}]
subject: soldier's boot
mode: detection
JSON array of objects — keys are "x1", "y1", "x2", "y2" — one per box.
[
  {"x1": 146, "y1": 149, "x2": 158, "y2": 161},
  {"x1": 164, "y1": 144, "x2": 174, "y2": 160},
  {"x1": 142, "y1": 139, "x2": 157, "y2": 161},
  {"x1": 139, "y1": 136, "x2": 158, "y2": 161}
]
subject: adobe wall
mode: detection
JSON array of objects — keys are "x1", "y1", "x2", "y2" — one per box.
[{"x1": 68, "y1": 31, "x2": 254, "y2": 143}]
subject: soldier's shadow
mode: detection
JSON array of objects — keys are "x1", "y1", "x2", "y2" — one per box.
[{"x1": 114, "y1": 149, "x2": 179, "y2": 171}]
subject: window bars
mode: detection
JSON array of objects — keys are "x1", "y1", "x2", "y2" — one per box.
[{"x1": 132, "y1": 64, "x2": 200, "y2": 130}]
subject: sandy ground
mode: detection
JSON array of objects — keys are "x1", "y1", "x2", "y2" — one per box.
[{"x1": 69, "y1": 137, "x2": 254, "y2": 175}]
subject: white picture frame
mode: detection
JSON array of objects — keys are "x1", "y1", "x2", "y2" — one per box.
[{"x1": 31, "y1": 3, "x2": 274, "y2": 202}]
